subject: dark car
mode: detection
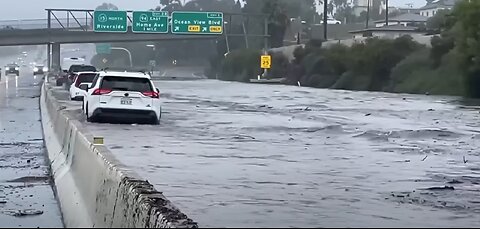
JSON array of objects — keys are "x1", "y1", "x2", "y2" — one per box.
[
  {"x1": 5, "y1": 64, "x2": 19, "y2": 76},
  {"x1": 55, "y1": 70, "x2": 68, "y2": 86},
  {"x1": 68, "y1": 65, "x2": 96, "y2": 79},
  {"x1": 33, "y1": 65, "x2": 47, "y2": 75},
  {"x1": 56, "y1": 65, "x2": 96, "y2": 87}
]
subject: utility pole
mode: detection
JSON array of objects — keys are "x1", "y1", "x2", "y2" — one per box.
[
  {"x1": 385, "y1": 0, "x2": 389, "y2": 26},
  {"x1": 366, "y1": 0, "x2": 370, "y2": 29},
  {"x1": 323, "y1": 0, "x2": 328, "y2": 41}
]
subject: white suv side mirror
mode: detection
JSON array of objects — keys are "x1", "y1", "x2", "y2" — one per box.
[{"x1": 79, "y1": 84, "x2": 89, "y2": 91}]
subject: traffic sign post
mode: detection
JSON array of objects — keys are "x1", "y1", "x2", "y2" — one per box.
[
  {"x1": 171, "y1": 12, "x2": 223, "y2": 35},
  {"x1": 261, "y1": 55, "x2": 271, "y2": 69},
  {"x1": 93, "y1": 11, "x2": 128, "y2": 33},
  {"x1": 259, "y1": 54, "x2": 271, "y2": 80},
  {"x1": 132, "y1": 11, "x2": 169, "y2": 33}
]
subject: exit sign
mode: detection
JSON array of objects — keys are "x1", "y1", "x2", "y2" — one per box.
[{"x1": 171, "y1": 12, "x2": 223, "y2": 35}]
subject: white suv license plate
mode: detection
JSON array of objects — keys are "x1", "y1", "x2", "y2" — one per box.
[{"x1": 120, "y1": 98, "x2": 132, "y2": 105}]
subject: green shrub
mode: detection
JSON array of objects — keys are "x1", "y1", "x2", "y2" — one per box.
[
  {"x1": 430, "y1": 35, "x2": 455, "y2": 67},
  {"x1": 391, "y1": 48, "x2": 464, "y2": 96},
  {"x1": 205, "y1": 55, "x2": 224, "y2": 79},
  {"x1": 267, "y1": 51, "x2": 289, "y2": 79},
  {"x1": 389, "y1": 48, "x2": 431, "y2": 92},
  {"x1": 323, "y1": 43, "x2": 349, "y2": 76},
  {"x1": 293, "y1": 46, "x2": 306, "y2": 64},
  {"x1": 221, "y1": 49, "x2": 262, "y2": 82},
  {"x1": 331, "y1": 72, "x2": 371, "y2": 91}
]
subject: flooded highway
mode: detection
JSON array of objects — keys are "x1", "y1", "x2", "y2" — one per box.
[
  {"x1": 0, "y1": 68, "x2": 63, "y2": 227},
  {"x1": 51, "y1": 68, "x2": 480, "y2": 227}
]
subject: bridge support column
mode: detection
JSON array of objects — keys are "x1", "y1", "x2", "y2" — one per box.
[
  {"x1": 51, "y1": 43, "x2": 61, "y2": 73},
  {"x1": 47, "y1": 44, "x2": 51, "y2": 70}
]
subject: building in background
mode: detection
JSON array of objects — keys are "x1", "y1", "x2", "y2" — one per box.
[
  {"x1": 349, "y1": 25, "x2": 426, "y2": 39},
  {"x1": 419, "y1": 0, "x2": 458, "y2": 17},
  {"x1": 374, "y1": 13, "x2": 428, "y2": 27}
]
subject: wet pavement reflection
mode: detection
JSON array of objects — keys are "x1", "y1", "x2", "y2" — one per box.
[{"x1": 0, "y1": 70, "x2": 63, "y2": 228}]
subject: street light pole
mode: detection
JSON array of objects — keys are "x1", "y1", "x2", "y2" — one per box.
[
  {"x1": 323, "y1": 0, "x2": 328, "y2": 41},
  {"x1": 146, "y1": 44, "x2": 156, "y2": 74},
  {"x1": 385, "y1": 0, "x2": 389, "y2": 26},
  {"x1": 366, "y1": 0, "x2": 370, "y2": 29},
  {"x1": 111, "y1": 47, "x2": 133, "y2": 68}
]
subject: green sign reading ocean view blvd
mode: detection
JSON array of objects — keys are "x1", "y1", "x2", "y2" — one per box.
[
  {"x1": 132, "y1": 11, "x2": 169, "y2": 33},
  {"x1": 171, "y1": 12, "x2": 223, "y2": 35},
  {"x1": 94, "y1": 11, "x2": 128, "y2": 33}
]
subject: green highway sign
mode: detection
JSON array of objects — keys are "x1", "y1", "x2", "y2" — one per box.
[
  {"x1": 94, "y1": 11, "x2": 128, "y2": 33},
  {"x1": 96, "y1": 43, "x2": 111, "y2": 54},
  {"x1": 171, "y1": 12, "x2": 223, "y2": 35},
  {"x1": 132, "y1": 11, "x2": 169, "y2": 33}
]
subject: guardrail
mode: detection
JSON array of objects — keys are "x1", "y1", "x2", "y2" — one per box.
[
  {"x1": 47, "y1": 9, "x2": 96, "y2": 31},
  {"x1": 0, "y1": 18, "x2": 90, "y2": 30}
]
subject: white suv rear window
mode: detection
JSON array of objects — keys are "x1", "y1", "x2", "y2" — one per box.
[{"x1": 101, "y1": 76, "x2": 152, "y2": 92}]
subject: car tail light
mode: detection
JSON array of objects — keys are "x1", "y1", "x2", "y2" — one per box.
[
  {"x1": 92, "y1": 88, "x2": 112, "y2": 95},
  {"x1": 142, "y1": 91, "x2": 159, "y2": 98}
]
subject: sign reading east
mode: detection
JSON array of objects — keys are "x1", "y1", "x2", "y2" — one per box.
[{"x1": 132, "y1": 11, "x2": 169, "y2": 33}]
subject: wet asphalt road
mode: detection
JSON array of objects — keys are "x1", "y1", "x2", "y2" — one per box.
[
  {"x1": 53, "y1": 68, "x2": 480, "y2": 228},
  {"x1": 0, "y1": 68, "x2": 63, "y2": 227}
]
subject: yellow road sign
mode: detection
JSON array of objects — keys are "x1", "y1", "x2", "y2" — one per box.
[
  {"x1": 209, "y1": 26, "x2": 222, "y2": 33},
  {"x1": 261, "y1": 55, "x2": 271, "y2": 69},
  {"x1": 93, "y1": 136, "x2": 104, "y2": 145},
  {"x1": 188, "y1": 25, "x2": 201, "y2": 32}
]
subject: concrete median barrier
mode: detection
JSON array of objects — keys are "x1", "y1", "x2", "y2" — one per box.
[{"x1": 40, "y1": 82, "x2": 197, "y2": 228}]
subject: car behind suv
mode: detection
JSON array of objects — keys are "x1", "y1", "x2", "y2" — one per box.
[
  {"x1": 56, "y1": 64, "x2": 96, "y2": 86},
  {"x1": 82, "y1": 71, "x2": 161, "y2": 125},
  {"x1": 69, "y1": 71, "x2": 97, "y2": 101}
]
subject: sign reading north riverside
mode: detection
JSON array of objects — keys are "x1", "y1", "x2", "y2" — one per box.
[
  {"x1": 171, "y1": 12, "x2": 223, "y2": 35},
  {"x1": 94, "y1": 11, "x2": 128, "y2": 33},
  {"x1": 132, "y1": 11, "x2": 169, "y2": 33}
]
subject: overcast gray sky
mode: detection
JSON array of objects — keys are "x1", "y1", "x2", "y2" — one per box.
[{"x1": 0, "y1": 0, "x2": 426, "y2": 20}]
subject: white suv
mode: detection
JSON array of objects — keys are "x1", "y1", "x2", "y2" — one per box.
[
  {"x1": 69, "y1": 71, "x2": 97, "y2": 101},
  {"x1": 82, "y1": 71, "x2": 162, "y2": 125}
]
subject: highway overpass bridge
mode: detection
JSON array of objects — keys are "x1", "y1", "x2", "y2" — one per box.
[{"x1": 0, "y1": 9, "x2": 268, "y2": 70}]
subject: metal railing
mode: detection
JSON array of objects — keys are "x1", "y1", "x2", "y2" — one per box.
[
  {"x1": 0, "y1": 18, "x2": 89, "y2": 30},
  {"x1": 47, "y1": 9, "x2": 97, "y2": 31}
]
